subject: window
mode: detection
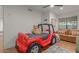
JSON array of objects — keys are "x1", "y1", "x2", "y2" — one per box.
[
  {"x1": 59, "y1": 18, "x2": 66, "y2": 29},
  {"x1": 59, "y1": 16, "x2": 77, "y2": 30}
]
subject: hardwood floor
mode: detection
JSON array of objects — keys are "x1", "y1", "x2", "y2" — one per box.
[
  {"x1": 58, "y1": 40, "x2": 76, "y2": 52},
  {"x1": 0, "y1": 35, "x2": 3, "y2": 53},
  {"x1": 4, "y1": 40, "x2": 76, "y2": 53},
  {"x1": 4, "y1": 48, "x2": 18, "y2": 53}
]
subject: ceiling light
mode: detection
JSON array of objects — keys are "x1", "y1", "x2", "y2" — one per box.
[
  {"x1": 60, "y1": 7, "x2": 63, "y2": 10},
  {"x1": 50, "y1": 5, "x2": 54, "y2": 8}
]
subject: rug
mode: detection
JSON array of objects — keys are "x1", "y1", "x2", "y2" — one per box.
[{"x1": 43, "y1": 44, "x2": 74, "y2": 53}]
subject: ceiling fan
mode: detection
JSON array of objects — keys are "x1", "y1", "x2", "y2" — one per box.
[{"x1": 42, "y1": 5, "x2": 63, "y2": 8}]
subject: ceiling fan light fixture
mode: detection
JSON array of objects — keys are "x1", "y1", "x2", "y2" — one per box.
[
  {"x1": 60, "y1": 7, "x2": 63, "y2": 10},
  {"x1": 50, "y1": 5, "x2": 54, "y2": 8}
]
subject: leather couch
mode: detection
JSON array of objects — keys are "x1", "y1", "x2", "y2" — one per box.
[{"x1": 57, "y1": 29, "x2": 79, "y2": 43}]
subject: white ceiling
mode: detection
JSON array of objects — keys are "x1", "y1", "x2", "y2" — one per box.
[
  {"x1": 51, "y1": 5, "x2": 79, "y2": 15},
  {"x1": 24, "y1": 5, "x2": 50, "y2": 13},
  {"x1": 25, "y1": 5, "x2": 79, "y2": 15},
  {"x1": 0, "y1": 5, "x2": 79, "y2": 18}
]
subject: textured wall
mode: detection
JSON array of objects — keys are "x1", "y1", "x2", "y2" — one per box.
[{"x1": 4, "y1": 6, "x2": 42, "y2": 49}]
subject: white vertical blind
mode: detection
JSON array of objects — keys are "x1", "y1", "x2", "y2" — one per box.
[{"x1": 59, "y1": 16, "x2": 77, "y2": 30}]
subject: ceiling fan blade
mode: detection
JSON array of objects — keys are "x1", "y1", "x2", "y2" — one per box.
[
  {"x1": 54, "y1": 5, "x2": 63, "y2": 7},
  {"x1": 42, "y1": 5, "x2": 63, "y2": 8},
  {"x1": 42, "y1": 5, "x2": 50, "y2": 8}
]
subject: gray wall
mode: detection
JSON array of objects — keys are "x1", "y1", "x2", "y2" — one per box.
[
  {"x1": 41, "y1": 12, "x2": 50, "y2": 24},
  {"x1": 0, "y1": 6, "x2": 3, "y2": 34},
  {"x1": 76, "y1": 36, "x2": 79, "y2": 52},
  {"x1": 4, "y1": 6, "x2": 42, "y2": 49}
]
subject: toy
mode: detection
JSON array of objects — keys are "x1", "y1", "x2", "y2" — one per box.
[{"x1": 16, "y1": 24, "x2": 60, "y2": 53}]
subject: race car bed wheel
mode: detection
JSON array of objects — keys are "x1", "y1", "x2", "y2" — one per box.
[{"x1": 28, "y1": 43, "x2": 41, "y2": 53}]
